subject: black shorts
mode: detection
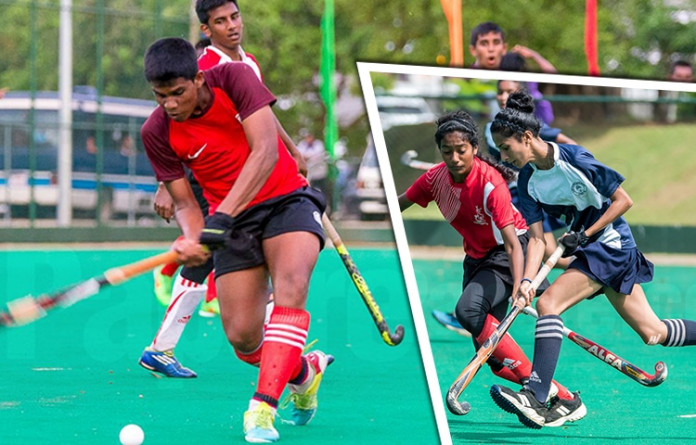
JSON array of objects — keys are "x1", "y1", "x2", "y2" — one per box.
[
  {"x1": 462, "y1": 232, "x2": 550, "y2": 296},
  {"x1": 213, "y1": 186, "x2": 326, "y2": 278}
]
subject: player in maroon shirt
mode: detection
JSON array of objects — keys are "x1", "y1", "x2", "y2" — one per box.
[
  {"x1": 143, "y1": 1, "x2": 308, "y2": 376},
  {"x1": 141, "y1": 37, "x2": 331, "y2": 443},
  {"x1": 398, "y1": 110, "x2": 585, "y2": 427}
]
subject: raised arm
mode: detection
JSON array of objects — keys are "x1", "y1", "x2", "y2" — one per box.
[
  {"x1": 512, "y1": 44, "x2": 558, "y2": 74},
  {"x1": 555, "y1": 132, "x2": 577, "y2": 145}
]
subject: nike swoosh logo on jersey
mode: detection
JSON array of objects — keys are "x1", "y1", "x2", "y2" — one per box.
[{"x1": 187, "y1": 143, "x2": 207, "y2": 159}]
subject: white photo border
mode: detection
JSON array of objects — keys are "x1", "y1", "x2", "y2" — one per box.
[{"x1": 356, "y1": 61, "x2": 696, "y2": 445}]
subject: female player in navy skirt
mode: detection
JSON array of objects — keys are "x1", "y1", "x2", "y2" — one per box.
[
  {"x1": 398, "y1": 110, "x2": 585, "y2": 426},
  {"x1": 488, "y1": 90, "x2": 696, "y2": 429}
]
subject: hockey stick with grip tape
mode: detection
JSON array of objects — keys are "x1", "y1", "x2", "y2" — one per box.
[
  {"x1": 0, "y1": 250, "x2": 179, "y2": 327},
  {"x1": 521, "y1": 306, "x2": 667, "y2": 387},
  {"x1": 445, "y1": 244, "x2": 565, "y2": 415},
  {"x1": 322, "y1": 214, "x2": 405, "y2": 346}
]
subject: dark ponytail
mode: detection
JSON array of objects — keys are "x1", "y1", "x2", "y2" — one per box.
[
  {"x1": 479, "y1": 154, "x2": 517, "y2": 183},
  {"x1": 490, "y1": 90, "x2": 541, "y2": 141}
]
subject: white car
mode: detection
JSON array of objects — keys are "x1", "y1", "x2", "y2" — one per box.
[
  {"x1": 355, "y1": 135, "x2": 388, "y2": 220},
  {"x1": 376, "y1": 95, "x2": 438, "y2": 131}
]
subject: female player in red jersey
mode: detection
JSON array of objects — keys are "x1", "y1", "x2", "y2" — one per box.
[
  {"x1": 141, "y1": 37, "x2": 330, "y2": 443},
  {"x1": 488, "y1": 90, "x2": 696, "y2": 429},
  {"x1": 398, "y1": 110, "x2": 586, "y2": 427}
]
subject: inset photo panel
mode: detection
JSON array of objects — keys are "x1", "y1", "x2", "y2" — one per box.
[{"x1": 358, "y1": 62, "x2": 696, "y2": 443}]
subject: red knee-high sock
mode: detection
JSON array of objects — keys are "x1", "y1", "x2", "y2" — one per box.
[
  {"x1": 477, "y1": 314, "x2": 532, "y2": 384},
  {"x1": 478, "y1": 314, "x2": 573, "y2": 400},
  {"x1": 205, "y1": 271, "x2": 217, "y2": 303},
  {"x1": 235, "y1": 344, "x2": 263, "y2": 368},
  {"x1": 551, "y1": 379, "x2": 574, "y2": 400},
  {"x1": 253, "y1": 306, "x2": 309, "y2": 408}
]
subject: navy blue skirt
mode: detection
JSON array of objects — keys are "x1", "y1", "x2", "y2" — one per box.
[{"x1": 569, "y1": 242, "x2": 654, "y2": 295}]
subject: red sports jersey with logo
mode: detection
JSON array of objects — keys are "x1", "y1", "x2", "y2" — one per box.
[
  {"x1": 405, "y1": 159, "x2": 527, "y2": 259},
  {"x1": 141, "y1": 63, "x2": 306, "y2": 213},
  {"x1": 197, "y1": 45, "x2": 263, "y2": 81}
]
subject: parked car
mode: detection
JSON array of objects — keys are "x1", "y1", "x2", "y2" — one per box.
[
  {"x1": 375, "y1": 95, "x2": 438, "y2": 131},
  {"x1": 354, "y1": 135, "x2": 388, "y2": 221}
]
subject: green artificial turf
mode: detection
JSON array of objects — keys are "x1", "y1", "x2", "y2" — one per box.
[
  {"x1": 0, "y1": 247, "x2": 440, "y2": 444},
  {"x1": 413, "y1": 257, "x2": 696, "y2": 444}
]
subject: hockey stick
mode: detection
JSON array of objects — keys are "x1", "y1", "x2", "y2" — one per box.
[
  {"x1": 400, "y1": 150, "x2": 436, "y2": 171},
  {"x1": 445, "y1": 244, "x2": 565, "y2": 415},
  {"x1": 521, "y1": 306, "x2": 667, "y2": 387},
  {"x1": 0, "y1": 250, "x2": 179, "y2": 327},
  {"x1": 322, "y1": 213, "x2": 405, "y2": 346}
]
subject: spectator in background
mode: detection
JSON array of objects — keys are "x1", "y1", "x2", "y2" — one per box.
[
  {"x1": 194, "y1": 37, "x2": 211, "y2": 57},
  {"x1": 0, "y1": 88, "x2": 7, "y2": 99},
  {"x1": 297, "y1": 129, "x2": 331, "y2": 207},
  {"x1": 661, "y1": 59, "x2": 694, "y2": 123},
  {"x1": 499, "y1": 52, "x2": 555, "y2": 125},
  {"x1": 119, "y1": 134, "x2": 135, "y2": 157},
  {"x1": 469, "y1": 22, "x2": 558, "y2": 74},
  {"x1": 668, "y1": 60, "x2": 694, "y2": 82},
  {"x1": 469, "y1": 21, "x2": 558, "y2": 120},
  {"x1": 469, "y1": 22, "x2": 508, "y2": 70},
  {"x1": 85, "y1": 136, "x2": 98, "y2": 154}
]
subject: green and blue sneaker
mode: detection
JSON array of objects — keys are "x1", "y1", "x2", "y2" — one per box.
[
  {"x1": 243, "y1": 401, "x2": 279, "y2": 443},
  {"x1": 198, "y1": 298, "x2": 220, "y2": 317},
  {"x1": 432, "y1": 310, "x2": 471, "y2": 337}
]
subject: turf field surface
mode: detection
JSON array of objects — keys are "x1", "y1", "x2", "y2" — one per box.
[
  {"x1": 413, "y1": 256, "x2": 696, "y2": 445},
  {"x1": 0, "y1": 246, "x2": 440, "y2": 444}
]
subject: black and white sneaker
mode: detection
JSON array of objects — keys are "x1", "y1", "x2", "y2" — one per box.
[
  {"x1": 545, "y1": 392, "x2": 587, "y2": 427},
  {"x1": 490, "y1": 385, "x2": 546, "y2": 429}
]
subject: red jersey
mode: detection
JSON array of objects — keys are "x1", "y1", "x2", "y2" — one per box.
[
  {"x1": 405, "y1": 159, "x2": 527, "y2": 259},
  {"x1": 197, "y1": 45, "x2": 263, "y2": 81},
  {"x1": 141, "y1": 63, "x2": 307, "y2": 213}
]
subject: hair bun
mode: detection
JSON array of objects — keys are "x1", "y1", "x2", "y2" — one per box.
[{"x1": 506, "y1": 90, "x2": 535, "y2": 114}]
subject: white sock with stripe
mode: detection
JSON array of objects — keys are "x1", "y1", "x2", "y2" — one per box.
[
  {"x1": 151, "y1": 274, "x2": 206, "y2": 351},
  {"x1": 662, "y1": 319, "x2": 696, "y2": 346}
]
